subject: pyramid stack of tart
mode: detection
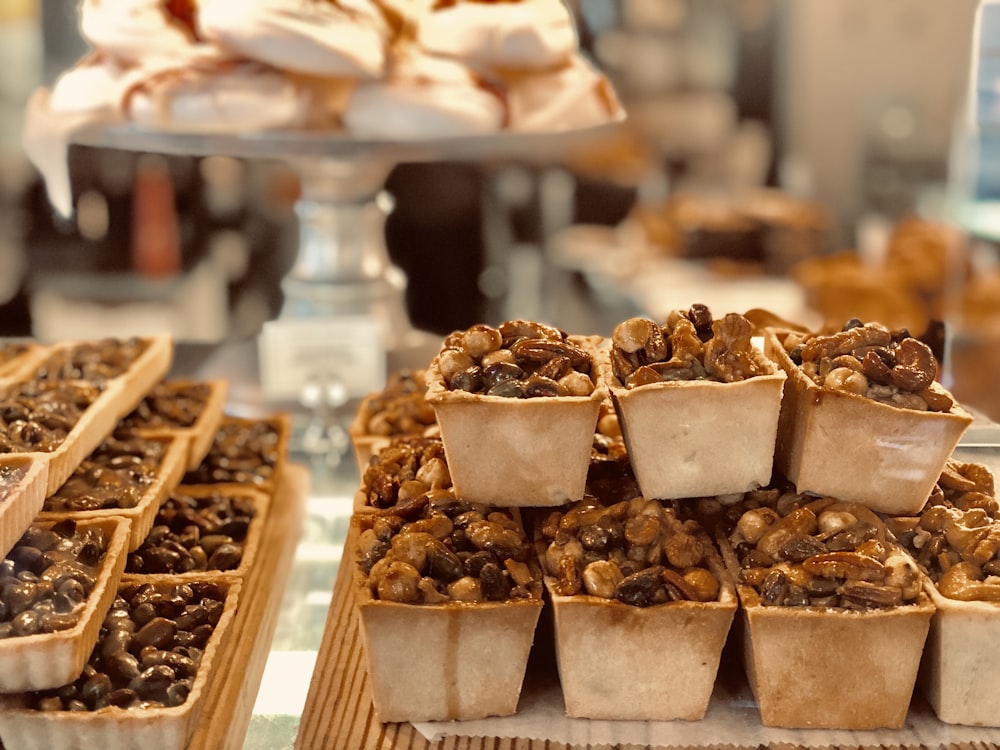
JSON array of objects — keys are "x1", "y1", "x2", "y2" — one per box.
[
  {"x1": 348, "y1": 305, "x2": 1000, "y2": 731},
  {"x1": 0, "y1": 335, "x2": 293, "y2": 749}
]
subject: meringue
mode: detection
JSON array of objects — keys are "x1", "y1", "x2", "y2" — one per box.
[
  {"x1": 418, "y1": 0, "x2": 578, "y2": 71},
  {"x1": 124, "y1": 60, "x2": 311, "y2": 133},
  {"x1": 342, "y1": 52, "x2": 504, "y2": 139},
  {"x1": 198, "y1": 0, "x2": 391, "y2": 80},
  {"x1": 79, "y1": 0, "x2": 202, "y2": 64},
  {"x1": 504, "y1": 55, "x2": 623, "y2": 133}
]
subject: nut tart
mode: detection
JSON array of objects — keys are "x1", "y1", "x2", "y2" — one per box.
[
  {"x1": 720, "y1": 486, "x2": 935, "y2": 729},
  {"x1": 38, "y1": 433, "x2": 187, "y2": 551},
  {"x1": 536, "y1": 495, "x2": 736, "y2": 720},
  {"x1": 353, "y1": 435, "x2": 451, "y2": 515},
  {"x1": 0, "y1": 517, "x2": 131, "y2": 692},
  {"x1": 604, "y1": 306, "x2": 786, "y2": 500},
  {"x1": 349, "y1": 369, "x2": 438, "y2": 477},
  {"x1": 0, "y1": 577, "x2": 241, "y2": 750},
  {"x1": 182, "y1": 414, "x2": 289, "y2": 495},
  {"x1": 764, "y1": 323, "x2": 972, "y2": 514},
  {"x1": 0, "y1": 334, "x2": 174, "y2": 496},
  {"x1": 883, "y1": 460, "x2": 1000, "y2": 726},
  {"x1": 0, "y1": 456, "x2": 48, "y2": 561},
  {"x1": 352, "y1": 497, "x2": 544, "y2": 722},
  {"x1": 426, "y1": 321, "x2": 605, "y2": 507},
  {"x1": 122, "y1": 485, "x2": 270, "y2": 580},
  {"x1": 119, "y1": 379, "x2": 229, "y2": 471}
]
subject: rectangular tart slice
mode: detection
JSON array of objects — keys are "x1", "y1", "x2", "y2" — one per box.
[
  {"x1": 0, "y1": 578, "x2": 241, "y2": 750},
  {"x1": 0, "y1": 517, "x2": 131, "y2": 692}
]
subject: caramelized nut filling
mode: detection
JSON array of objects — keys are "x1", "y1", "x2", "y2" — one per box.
[
  {"x1": 122, "y1": 382, "x2": 213, "y2": 431},
  {"x1": 26, "y1": 581, "x2": 228, "y2": 711},
  {"x1": 726, "y1": 486, "x2": 923, "y2": 610},
  {"x1": 361, "y1": 436, "x2": 452, "y2": 512},
  {"x1": 357, "y1": 370, "x2": 437, "y2": 438},
  {"x1": 126, "y1": 491, "x2": 256, "y2": 575},
  {"x1": 0, "y1": 461, "x2": 29, "y2": 502},
  {"x1": 539, "y1": 496, "x2": 720, "y2": 605},
  {"x1": 43, "y1": 433, "x2": 166, "y2": 512},
  {"x1": 357, "y1": 498, "x2": 542, "y2": 605},
  {"x1": 183, "y1": 418, "x2": 281, "y2": 487},
  {"x1": 0, "y1": 520, "x2": 107, "y2": 639},
  {"x1": 611, "y1": 304, "x2": 766, "y2": 387},
  {"x1": 884, "y1": 461, "x2": 1000, "y2": 602},
  {"x1": 0, "y1": 381, "x2": 100, "y2": 454},
  {"x1": 782, "y1": 319, "x2": 951, "y2": 412},
  {"x1": 32, "y1": 337, "x2": 150, "y2": 383},
  {"x1": 437, "y1": 319, "x2": 595, "y2": 398}
]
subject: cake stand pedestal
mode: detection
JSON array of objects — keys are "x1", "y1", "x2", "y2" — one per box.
[{"x1": 69, "y1": 122, "x2": 625, "y2": 458}]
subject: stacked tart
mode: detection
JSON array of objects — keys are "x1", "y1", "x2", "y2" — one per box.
[
  {"x1": 0, "y1": 335, "x2": 295, "y2": 750},
  {"x1": 349, "y1": 308, "x2": 985, "y2": 731}
]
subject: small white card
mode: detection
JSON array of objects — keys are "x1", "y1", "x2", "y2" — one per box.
[{"x1": 259, "y1": 316, "x2": 386, "y2": 401}]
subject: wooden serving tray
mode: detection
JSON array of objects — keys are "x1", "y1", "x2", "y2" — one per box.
[{"x1": 187, "y1": 462, "x2": 309, "y2": 750}]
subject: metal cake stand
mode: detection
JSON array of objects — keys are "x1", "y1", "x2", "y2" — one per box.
[{"x1": 68, "y1": 120, "x2": 624, "y2": 457}]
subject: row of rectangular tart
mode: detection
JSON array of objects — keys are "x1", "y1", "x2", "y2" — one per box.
[
  {"x1": 0, "y1": 335, "x2": 294, "y2": 750},
  {"x1": 346, "y1": 308, "x2": 998, "y2": 731}
]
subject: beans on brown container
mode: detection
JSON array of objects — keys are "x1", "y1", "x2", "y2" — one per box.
[
  {"x1": 125, "y1": 491, "x2": 257, "y2": 575},
  {"x1": 25, "y1": 580, "x2": 228, "y2": 711},
  {"x1": 0, "y1": 520, "x2": 107, "y2": 639}
]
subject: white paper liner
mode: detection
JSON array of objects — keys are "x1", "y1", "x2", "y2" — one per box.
[{"x1": 413, "y1": 642, "x2": 1000, "y2": 747}]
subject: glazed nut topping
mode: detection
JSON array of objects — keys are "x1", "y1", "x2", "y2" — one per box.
[
  {"x1": 437, "y1": 319, "x2": 595, "y2": 398},
  {"x1": 728, "y1": 490, "x2": 923, "y2": 610},
  {"x1": 539, "y1": 497, "x2": 721, "y2": 606},
  {"x1": 183, "y1": 419, "x2": 280, "y2": 487},
  {"x1": 0, "y1": 342, "x2": 30, "y2": 368},
  {"x1": 361, "y1": 437, "x2": 452, "y2": 512},
  {"x1": 357, "y1": 498, "x2": 542, "y2": 605},
  {"x1": 357, "y1": 370, "x2": 437, "y2": 438},
  {"x1": 43, "y1": 433, "x2": 166, "y2": 512},
  {"x1": 126, "y1": 491, "x2": 256, "y2": 575},
  {"x1": 33, "y1": 337, "x2": 150, "y2": 383},
  {"x1": 122, "y1": 382, "x2": 213, "y2": 430},
  {"x1": 0, "y1": 520, "x2": 107, "y2": 639},
  {"x1": 26, "y1": 581, "x2": 227, "y2": 711},
  {"x1": 884, "y1": 461, "x2": 1000, "y2": 602},
  {"x1": 783, "y1": 318, "x2": 951, "y2": 412},
  {"x1": 611, "y1": 304, "x2": 766, "y2": 387},
  {"x1": 0, "y1": 381, "x2": 100, "y2": 454}
]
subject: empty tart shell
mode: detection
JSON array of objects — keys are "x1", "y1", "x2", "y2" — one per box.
[
  {"x1": 0, "y1": 577, "x2": 242, "y2": 750},
  {"x1": 0, "y1": 516, "x2": 132, "y2": 692}
]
